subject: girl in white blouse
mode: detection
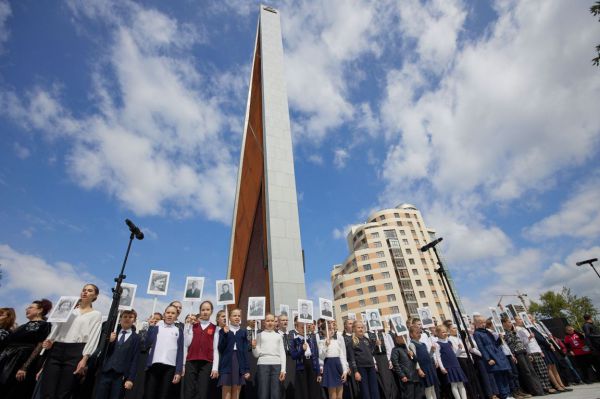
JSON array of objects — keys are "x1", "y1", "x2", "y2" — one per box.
[
  {"x1": 251, "y1": 313, "x2": 286, "y2": 399},
  {"x1": 41, "y1": 283, "x2": 102, "y2": 399},
  {"x1": 317, "y1": 319, "x2": 349, "y2": 399}
]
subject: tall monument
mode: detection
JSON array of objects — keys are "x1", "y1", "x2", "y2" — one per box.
[{"x1": 227, "y1": 5, "x2": 307, "y2": 316}]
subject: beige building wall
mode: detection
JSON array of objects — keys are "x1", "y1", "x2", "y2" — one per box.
[{"x1": 331, "y1": 204, "x2": 452, "y2": 327}]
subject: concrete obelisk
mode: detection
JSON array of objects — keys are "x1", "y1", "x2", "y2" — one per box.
[{"x1": 227, "y1": 5, "x2": 307, "y2": 316}]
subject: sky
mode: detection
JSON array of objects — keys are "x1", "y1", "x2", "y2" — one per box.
[{"x1": 1, "y1": 0, "x2": 599, "y2": 323}]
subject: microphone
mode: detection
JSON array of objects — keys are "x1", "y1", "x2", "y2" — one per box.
[
  {"x1": 420, "y1": 237, "x2": 443, "y2": 252},
  {"x1": 576, "y1": 258, "x2": 597, "y2": 266},
  {"x1": 125, "y1": 219, "x2": 144, "y2": 240}
]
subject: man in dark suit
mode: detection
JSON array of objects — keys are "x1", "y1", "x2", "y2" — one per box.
[
  {"x1": 95, "y1": 310, "x2": 141, "y2": 399},
  {"x1": 321, "y1": 301, "x2": 333, "y2": 318},
  {"x1": 299, "y1": 302, "x2": 312, "y2": 320},
  {"x1": 219, "y1": 282, "x2": 233, "y2": 302},
  {"x1": 185, "y1": 280, "x2": 201, "y2": 298}
]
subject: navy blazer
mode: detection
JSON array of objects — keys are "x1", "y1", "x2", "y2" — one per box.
[
  {"x1": 145, "y1": 323, "x2": 184, "y2": 374},
  {"x1": 289, "y1": 331, "x2": 320, "y2": 373},
  {"x1": 472, "y1": 328, "x2": 510, "y2": 372},
  {"x1": 217, "y1": 327, "x2": 249, "y2": 375},
  {"x1": 102, "y1": 329, "x2": 141, "y2": 382}
]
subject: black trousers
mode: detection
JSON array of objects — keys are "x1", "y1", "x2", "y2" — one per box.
[
  {"x1": 40, "y1": 342, "x2": 85, "y2": 399},
  {"x1": 144, "y1": 363, "x2": 176, "y2": 399},
  {"x1": 514, "y1": 352, "x2": 544, "y2": 396},
  {"x1": 183, "y1": 360, "x2": 216, "y2": 399},
  {"x1": 95, "y1": 369, "x2": 125, "y2": 399},
  {"x1": 573, "y1": 354, "x2": 600, "y2": 383},
  {"x1": 294, "y1": 358, "x2": 319, "y2": 399}
]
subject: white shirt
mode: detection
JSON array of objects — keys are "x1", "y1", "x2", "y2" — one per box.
[
  {"x1": 383, "y1": 333, "x2": 394, "y2": 361},
  {"x1": 118, "y1": 329, "x2": 132, "y2": 343},
  {"x1": 229, "y1": 324, "x2": 240, "y2": 350},
  {"x1": 516, "y1": 326, "x2": 542, "y2": 354},
  {"x1": 47, "y1": 308, "x2": 102, "y2": 356},
  {"x1": 317, "y1": 332, "x2": 349, "y2": 372},
  {"x1": 152, "y1": 321, "x2": 180, "y2": 367},
  {"x1": 449, "y1": 335, "x2": 467, "y2": 358},
  {"x1": 253, "y1": 330, "x2": 286, "y2": 370}
]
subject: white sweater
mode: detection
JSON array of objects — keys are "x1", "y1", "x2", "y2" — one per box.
[
  {"x1": 252, "y1": 330, "x2": 286, "y2": 370},
  {"x1": 47, "y1": 308, "x2": 102, "y2": 356}
]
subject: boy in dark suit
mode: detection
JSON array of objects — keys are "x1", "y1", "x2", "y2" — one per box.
[{"x1": 95, "y1": 310, "x2": 141, "y2": 399}]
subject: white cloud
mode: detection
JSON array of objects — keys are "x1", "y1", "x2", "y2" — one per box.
[
  {"x1": 0, "y1": 0, "x2": 10, "y2": 52},
  {"x1": 1, "y1": 1, "x2": 239, "y2": 223},
  {"x1": 333, "y1": 148, "x2": 349, "y2": 169},
  {"x1": 13, "y1": 142, "x2": 30, "y2": 159},
  {"x1": 332, "y1": 224, "x2": 354, "y2": 240},
  {"x1": 526, "y1": 177, "x2": 600, "y2": 239},
  {"x1": 307, "y1": 279, "x2": 333, "y2": 306}
]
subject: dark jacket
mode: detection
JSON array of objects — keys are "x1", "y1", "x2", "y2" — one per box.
[
  {"x1": 472, "y1": 328, "x2": 510, "y2": 372},
  {"x1": 102, "y1": 329, "x2": 141, "y2": 382},
  {"x1": 391, "y1": 344, "x2": 420, "y2": 382},
  {"x1": 145, "y1": 323, "x2": 184, "y2": 374},
  {"x1": 290, "y1": 331, "x2": 320, "y2": 372},
  {"x1": 218, "y1": 327, "x2": 249, "y2": 375},
  {"x1": 349, "y1": 336, "x2": 376, "y2": 371}
]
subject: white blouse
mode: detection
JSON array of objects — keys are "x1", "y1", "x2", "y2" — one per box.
[
  {"x1": 47, "y1": 308, "x2": 102, "y2": 356},
  {"x1": 317, "y1": 332, "x2": 349, "y2": 372}
]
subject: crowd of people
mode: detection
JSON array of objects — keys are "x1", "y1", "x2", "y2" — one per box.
[{"x1": 0, "y1": 283, "x2": 599, "y2": 399}]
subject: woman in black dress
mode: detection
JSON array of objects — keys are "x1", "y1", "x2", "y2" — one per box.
[{"x1": 0, "y1": 299, "x2": 52, "y2": 399}]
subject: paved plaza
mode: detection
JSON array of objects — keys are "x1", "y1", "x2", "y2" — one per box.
[{"x1": 558, "y1": 383, "x2": 600, "y2": 399}]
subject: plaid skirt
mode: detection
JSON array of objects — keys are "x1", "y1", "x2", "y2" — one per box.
[{"x1": 530, "y1": 352, "x2": 552, "y2": 390}]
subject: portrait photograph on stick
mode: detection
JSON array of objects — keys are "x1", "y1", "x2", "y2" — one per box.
[
  {"x1": 47, "y1": 296, "x2": 79, "y2": 323},
  {"x1": 118, "y1": 283, "x2": 137, "y2": 310},
  {"x1": 417, "y1": 306, "x2": 434, "y2": 328},
  {"x1": 216, "y1": 279, "x2": 235, "y2": 305},
  {"x1": 389, "y1": 313, "x2": 408, "y2": 336},
  {"x1": 147, "y1": 269, "x2": 170, "y2": 296},
  {"x1": 519, "y1": 311, "x2": 534, "y2": 328},
  {"x1": 247, "y1": 296, "x2": 266, "y2": 320},
  {"x1": 365, "y1": 308, "x2": 383, "y2": 330},
  {"x1": 279, "y1": 304, "x2": 289, "y2": 317},
  {"x1": 183, "y1": 276, "x2": 204, "y2": 301},
  {"x1": 347, "y1": 312, "x2": 356, "y2": 320},
  {"x1": 297, "y1": 299, "x2": 313, "y2": 323},
  {"x1": 319, "y1": 297, "x2": 334, "y2": 320}
]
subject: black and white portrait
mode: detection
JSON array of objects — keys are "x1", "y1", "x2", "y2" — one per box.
[
  {"x1": 279, "y1": 304, "x2": 289, "y2": 317},
  {"x1": 184, "y1": 277, "x2": 204, "y2": 301},
  {"x1": 519, "y1": 312, "x2": 534, "y2": 328},
  {"x1": 216, "y1": 279, "x2": 235, "y2": 305},
  {"x1": 418, "y1": 307, "x2": 434, "y2": 328},
  {"x1": 118, "y1": 283, "x2": 137, "y2": 310},
  {"x1": 297, "y1": 299, "x2": 313, "y2": 323},
  {"x1": 390, "y1": 313, "x2": 408, "y2": 335},
  {"x1": 319, "y1": 298, "x2": 334, "y2": 320},
  {"x1": 489, "y1": 307, "x2": 502, "y2": 326},
  {"x1": 248, "y1": 297, "x2": 266, "y2": 320},
  {"x1": 366, "y1": 308, "x2": 382, "y2": 330},
  {"x1": 347, "y1": 313, "x2": 356, "y2": 321},
  {"x1": 48, "y1": 296, "x2": 78, "y2": 322},
  {"x1": 147, "y1": 270, "x2": 170, "y2": 296}
]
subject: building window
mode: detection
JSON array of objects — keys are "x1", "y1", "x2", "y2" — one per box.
[
  {"x1": 402, "y1": 239, "x2": 409, "y2": 245},
  {"x1": 416, "y1": 280, "x2": 422, "y2": 286},
  {"x1": 407, "y1": 303, "x2": 418, "y2": 315},
  {"x1": 388, "y1": 239, "x2": 400, "y2": 248},
  {"x1": 405, "y1": 213, "x2": 411, "y2": 218},
  {"x1": 373, "y1": 242, "x2": 382, "y2": 248},
  {"x1": 340, "y1": 304, "x2": 348, "y2": 312},
  {"x1": 382, "y1": 272, "x2": 390, "y2": 278},
  {"x1": 357, "y1": 288, "x2": 363, "y2": 295},
  {"x1": 376, "y1": 251, "x2": 385, "y2": 258},
  {"x1": 384, "y1": 230, "x2": 397, "y2": 239},
  {"x1": 428, "y1": 279, "x2": 434, "y2": 286},
  {"x1": 371, "y1": 232, "x2": 380, "y2": 238},
  {"x1": 400, "y1": 230, "x2": 406, "y2": 235},
  {"x1": 379, "y1": 261, "x2": 388, "y2": 268},
  {"x1": 425, "y1": 268, "x2": 431, "y2": 275},
  {"x1": 436, "y1": 303, "x2": 443, "y2": 312},
  {"x1": 433, "y1": 291, "x2": 439, "y2": 298},
  {"x1": 412, "y1": 269, "x2": 419, "y2": 275},
  {"x1": 391, "y1": 248, "x2": 403, "y2": 258},
  {"x1": 408, "y1": 259, "x2": 415, "y2": 265},
  {"x1": 400, "y1": 280, "x2": 412, "y2": 289},
  {"x1": 364, "y1": 264, "x2": 372, "y2": 271},
  {"x1": 419, "y1": 291, "x2": 426, "y2": 298},
  {"x1": 384, "y1": 283, "x2": 393, "y2": 290},
  {"x1": 366, "y1": 275, "x2": 374, "y2": 281},
  {"x1": 394, "y1": 212, "x2": 400, "y2": 218},
  {"x1": 338, "y1": 282, "x2": 344, "y2": 289},
  {"x1": 411, "y1": 230, "x2": 416, "y2": 235},
  {"x1": 368, "y1": 285, "x2": 376, "y2": 293},
  {"x1": 391, "y1": 306, "x2": 400, "y2": 313},
  {"x1": 361, "y1": 254, "x2": 369, "y2": 261},
  {"x1": 387, "y1": 294, "x2": 396, "y2": 302},
  {"x1": 359, "y1": 299, "x2": 366, "y2": 307},
  {"x1": 405, "y1": 248, "x2": 412, "y2": 255},
  {"x1": 355, "y1": 277, "x2": 361, "y2": 284},
  {"x1": 379, "y1": 215, "x2": 385, "y2": 220},
  {"x1": 371, "y1": 297, "x2": 379, "y2": 304},
  {"x1": 405, "y1": 291, "x2": 416, "y2": 301},
  {"x1": 423, "y1": 302, "x2": 429, "y2": 307},
  {"x1": 399, "y1": 269, "x2": 409, "y2": 278}
]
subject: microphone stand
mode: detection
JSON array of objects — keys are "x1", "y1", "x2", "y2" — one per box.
[{"x1": 96, "y1": 223, "x2": 141, "y2": 368}]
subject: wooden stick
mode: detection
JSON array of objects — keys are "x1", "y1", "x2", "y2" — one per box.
[{"x1": 151, "y1": 297, "x2": 157, "y2": 315}]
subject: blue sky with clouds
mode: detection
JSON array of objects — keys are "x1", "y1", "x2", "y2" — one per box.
[{"x1": 1, "y1": 0, "x2": 599, "y2": 322}]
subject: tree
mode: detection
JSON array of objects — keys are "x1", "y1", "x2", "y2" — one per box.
[
  {"x1": 529, "y1": 286, "x2": 598, "y2": 330},
  {"x1": 592, "y1": 1, "x2": 600, "y2": 66}
]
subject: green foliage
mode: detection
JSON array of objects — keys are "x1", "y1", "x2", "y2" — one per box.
[
  {"x1": 592, "y1": 1, "x2": 600, "y2": 66},
  {"x1": 529, "y1": 286, "x2": 598, "y2": 330}
]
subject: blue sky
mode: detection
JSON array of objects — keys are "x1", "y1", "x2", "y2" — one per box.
[{"x1": 1, "y1": 0, "x2": 599, "y2": 322}]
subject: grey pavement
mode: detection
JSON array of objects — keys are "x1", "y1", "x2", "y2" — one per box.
[{"x1": 550, "y1": 382, "x2": 600, "y2": 399}]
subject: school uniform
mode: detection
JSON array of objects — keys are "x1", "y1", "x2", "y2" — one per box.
[
  {"x1": 144, "y1": 321, "x2": 184, "y2": 399},
  {"x1": 183, "y1": 320, "x2": 219, "y2": 399},
  {"x1": 217, "y1": 324, "x2": 249, "y2": 387},
  {"x1": 317, "y1": 331, "x2": 349, "y2": 389},
  {"x1": 253, "y1": 330, "x2": 286, "y2": 399},
  {"x1": 341, "y1": 331, "x2": 359, "y2": 399},
  {"x1": 95, "y1": 328, "x2": 140, "y2": 399},
  {"x1": 279, "y1": 329, "x2": 296, "y2": 399},
  {"x1": 348, "y1": 335, "x2": 379, "y2": 399},
  {"x1": 411, "y1": 337, "x2": 439, "y2": 399},
  {"x1": 473, "y1": 328, "x2": 511, "y2": 399},
  {"x1": 290, "y1": 330, "x2": 320, "y2": 399},
  {"x1": 391, "y1": 341, "x2": 423, "y2": 399},
  {"x1": 367, "y1": 330, "x2": 396, "y2": 399}
]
